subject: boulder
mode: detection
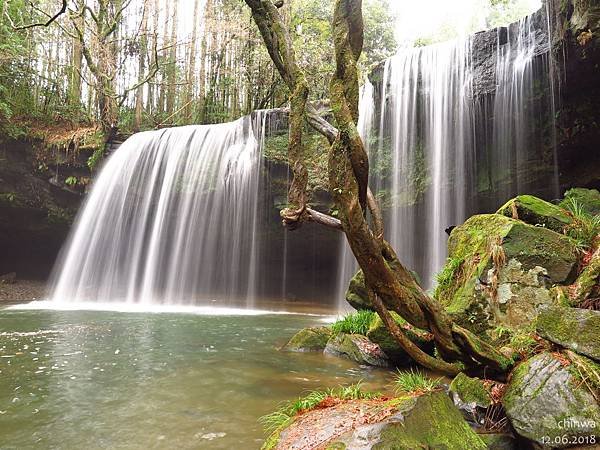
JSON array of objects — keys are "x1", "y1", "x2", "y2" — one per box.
[
  {"x1": 324, "y1": 333, "x2": 389, "y2": 367},
  {"x1": 437, "y1": 214, "x2": 579, "y2": 335},
  {"x1": 449, "y1": 372, "x2": 492, "y2": 409},
  {"x1": 478, "y1": 433, "x2": 517, "y2": 450},
  {"x1": 366, "y1": 313, "x2": 434, "y2": 366},
  {"x1": 497, "y1": 195, "x2": 573, "y2": 233},
  {"x1": 345, "y1": 270, "x2": 373, "y2": 311},
  {"x1": 560, "y1": 188, "x2": 600, "y2": 216},
  {"x1": 328, "y1": 392, "x2": 487, "y2": 450},
  {"x1": 536, "y1": 306, "x2": 600, "y2": 361},
  {"x1": 281, "y1": 327, "x2": 332, "y2": 352},
  {"x1": 502, "y1": 353, "x2": 600, "y2": 447}
]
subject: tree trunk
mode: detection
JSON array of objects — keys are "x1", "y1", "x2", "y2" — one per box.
[
  {"x1": 243, "y1": 0, "x2": 512, "y2": 378},
  {"x1": 165, "y1": 0, "x2": 179, "y2": 116},
  {"x1": 134, "y1": 1, "x2": 149, "y2": 131}
]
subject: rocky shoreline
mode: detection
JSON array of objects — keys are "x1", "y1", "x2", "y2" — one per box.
[
  {"x1": 0, "y1": 279, "x2": 47, "y2": 303},
  {"x1": 269, "y1": 189, "x2": 600, "y2": 450}
]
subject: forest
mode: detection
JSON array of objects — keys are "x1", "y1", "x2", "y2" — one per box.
[{"x1": 0, "y1": 0, "x2": 599, "y2": 449}]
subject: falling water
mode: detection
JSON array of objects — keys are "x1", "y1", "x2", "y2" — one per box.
[
  {"x1": 50, "y1": 113, "x2": 268, "y2": 306},
  {"x1": 336, "y1": 5, "x2": 557, "y2": 304}
]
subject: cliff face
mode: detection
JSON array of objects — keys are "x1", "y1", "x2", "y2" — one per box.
[
  {"x1": 1, "y1": 1, "x2": 598, "y2": 295},
  {"x1": 551, "y1": 0, "x2": 600, "y2": 190},
  {"x1": 0, "y1": 139, "x2": 80, "y2": 278}
]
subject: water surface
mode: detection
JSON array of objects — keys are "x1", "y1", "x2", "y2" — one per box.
[{"x1": 0, "y1": 309, "x2": 394, "y2": 449}]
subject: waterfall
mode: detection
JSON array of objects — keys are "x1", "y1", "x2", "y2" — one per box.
[
  {"x1": 50, "y1": 113, "x2": 268, "y2": 306},
  {"x1": 336, "y1": 5, "x2": 557, "y2": 305}
]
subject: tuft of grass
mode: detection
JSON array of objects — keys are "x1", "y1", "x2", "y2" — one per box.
[
  {"x1": 394, "y1": 369, "x2": 441, "y2": 394},
  {"x1": 330, "y1": 310, "x2": 377, "y2": 336},
  {"x1": 259, "y1": 382, "x2": 380, "y2": 435},
  {"x1": 564, "y1": 198, "x2": 600, "y2": 251}
]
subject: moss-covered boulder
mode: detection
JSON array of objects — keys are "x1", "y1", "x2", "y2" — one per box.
[
  {"x1": 281, "y1": 327, "x2": 332, "y2": 352},
  {"x1": 497, "y1": 195, "x2": 573, "y2": 233},
  {"x1": 436, "y1": 214, "x2": 579, "y2": 335},
  {"x1": 536, "y1": 306, "x2": 600, "y2": 361},
  {"x1": 449, "y1": 372, "x2": 492, "y2": 409},
  {"x1": 560, "y1": 188, "x2": 600, "y2": 216},
  {"x1": 478, "y1": 433, "x2": 517, "y2": 450},
  {"x1": 324, "y1": 333, "x2": 389, "y2": 367},
  {"x1": 327, "y1": 392, "x2": 487, "y2": 449},
  {"x1": 366, "y1": 313, "x2": 434, "y2": 366},
  {"x1": 502, "y1": 352, "x2": 600, "y2": 447},
  {"x1": 344, "y1": 270, "x2": 373, "y2": 311}
]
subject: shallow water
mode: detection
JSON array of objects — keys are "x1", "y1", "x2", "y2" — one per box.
[{"x1": 0, "y1": 309, "x2": 395, "y2": 449}]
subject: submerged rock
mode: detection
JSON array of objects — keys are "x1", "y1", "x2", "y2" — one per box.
[
  {"x1": 324, "y1": 333, "x2": 389, "y2": 367},
  {"x1": 366, "y1": 313, "x2": 434, "y2": 366},
  {"x1": 281, "y1": 327, "x2": 332, "y2": 352},
  {"x1": 536, "y1": 306, "x2": 600, "y2": 361},
  {"x1": 560, "y1": 188, "x2": 600, "y2": 216},
  {"x1": 497, "y1": 195, "x2": 573, "y2": 233},
  {"x1": 502, "y1": 352, "x2": 600, "y2": 447},
  {"x1": 437, "y1": 214, "x2": 578, "y2": 335}
]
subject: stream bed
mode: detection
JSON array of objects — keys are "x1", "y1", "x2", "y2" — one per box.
[{"x1": 0, "y1": 307, "x2": 394, "y2": 449}]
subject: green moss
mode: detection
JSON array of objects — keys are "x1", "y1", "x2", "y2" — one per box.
[
  {"x1": 372, "y1": 392, "x2": 487, "y2": 449},
  {"x1": 282, "y1": 327, "x2": 332, "y2": 352},
  {"x1": 536, "y1": 306, "x2": 600, "y2": 361},
  {"x1": 449, "y1": 373, "x2": 492, "y2": 408},
  {"x1": 497, "y1": 195, "x2": 573, "y2": 233}
]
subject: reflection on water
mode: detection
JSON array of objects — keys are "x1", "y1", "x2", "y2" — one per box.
[{"x1": 0, "y1": 310, "x2": 395, "y2": 449}]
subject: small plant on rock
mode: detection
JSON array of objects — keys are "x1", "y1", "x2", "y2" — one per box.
[
  {"x1": 394, "y1": 369, "x2": 441, "y2": 395},
  {"x1": 330, "y1": 310, "x2": 376, "y2": 336},
  {"x1": 564, "y1": 198, "x2": 600, "y2": 251}
]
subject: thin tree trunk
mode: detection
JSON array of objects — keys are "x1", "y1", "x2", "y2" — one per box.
[{"x1": 134, "y1": 1, "x2": 149, "y2": 131}]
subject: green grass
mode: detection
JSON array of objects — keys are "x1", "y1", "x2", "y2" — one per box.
[
  {"x1": 259, "y1": 382, "x2": 380, "y2": 434},
  {"x1": 564, "y1": 198, "x2": 600, "y2": 250},
  {"x1": 394, "y1": 369, "x2": 441, "y2": 394},
  {"x1": 330, "y1": 310, "x2": 377, "y2": 336}
]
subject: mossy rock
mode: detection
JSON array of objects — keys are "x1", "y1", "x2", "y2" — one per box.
[
  {"x1": 281, "y1": 327, "x2": 332, "y2": 352},
  {"x1": 345, "y1": 268, "x2": 420, "y2": 312},
  {"x1": 366, "y1": 313, "x2": 434, "y2": 366},
  {"x1": 329, "y1": 392, "x2": 487, "y2": 449},
  {"x1": 536, "y1": 306, "x2": 600, "y2": 361},
  {"x1": 560, "y1": 188, "x2": 600, "y2": 216},
  {"x1": 497, "y1": 195, "x2": 573, "y2": 233},
  {"x1": 502, "y1": 352, "x2": 600, "y2": 447},
  {"x1": 449, "y1": 372, "x2": 492, "y2": 409},
  {"x1": 437, "y1": 214, "x2": 578, "y2": 335},
  {"x1": 478, "y1": 433, "x2": 517, "y2": 450},
  {"x1": 345, "y1": 270, "x2": 373, "y2": 311},
  {"x1": 324, "y1": 333, "x2": 389, "y2": 367}
]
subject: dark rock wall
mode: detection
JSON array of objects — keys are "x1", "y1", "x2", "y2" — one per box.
[{"x1": 0, "y1": 139, "x2": 82, "y2": 278}]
